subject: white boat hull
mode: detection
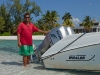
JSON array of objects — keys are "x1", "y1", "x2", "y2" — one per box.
[{"x1": 43, "y1": 44, "x2": 100, "y2": 70}]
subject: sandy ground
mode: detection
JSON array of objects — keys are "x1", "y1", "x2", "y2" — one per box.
[
  {"x1": 0, "y1": 51, "x2": 67, "y2": 75},
  {"x1": 0, "y1": 36, "x2": 45, "y2": 40}
]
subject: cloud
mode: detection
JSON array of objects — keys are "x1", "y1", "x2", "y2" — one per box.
[
  {"x1": 89, "y1": 3, "x2": 92, "y2": 6},
  {"x1": 97, "y1": 16, "x2": 100, "y2": 19},
  {"x1": 72, "y1": 17, "x2": 81, "y2": 27}
]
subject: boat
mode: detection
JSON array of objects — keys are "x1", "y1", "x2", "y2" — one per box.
[{"x1": 31, "y1": 26, "x2": 100, "y2": 71}]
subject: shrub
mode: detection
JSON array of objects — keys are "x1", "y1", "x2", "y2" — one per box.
[{"x1": 2, "y1": 32, "x2": 10, "y2": 36}]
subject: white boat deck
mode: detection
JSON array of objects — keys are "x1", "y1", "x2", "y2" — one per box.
[{"x1": 42, "y1": 32, "x2": 100, "y2": 58}]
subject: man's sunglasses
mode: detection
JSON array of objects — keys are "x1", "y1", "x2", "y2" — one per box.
[{"x1": 25, "y1": 17, "x2": 30, "y2": 18}]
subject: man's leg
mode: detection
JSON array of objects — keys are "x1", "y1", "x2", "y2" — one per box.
[
  {"x1": 23, "y1": 56, "x2": 27, "y2": 67},
  {"x1": 27, "y1": 56, "x2": 30, "y2": 64}
]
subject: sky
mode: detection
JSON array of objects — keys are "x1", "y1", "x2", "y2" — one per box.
[{"x1": 0, "y1": 0, "x2": 100, "y2": 27}]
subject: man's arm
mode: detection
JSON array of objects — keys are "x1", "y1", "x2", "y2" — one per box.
[
  {"x1": 38, "y1": 29, "x2": 50, "y2": 35},
  {"x1": 17, "y1": 34, "x2": 22, "y2": 47}
]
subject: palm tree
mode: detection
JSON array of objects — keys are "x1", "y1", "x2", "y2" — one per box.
[
  {"x1": 62, "y1": 12, "x2": 74, "y2": 27},
  {"x1": 35, "y1": 19, "x2": 48, "y2": 31},
  {"x1": 63, "y1": 19, "x2": 74, "y2": 27},
  {"x1": 62, "y1": 12, "x2": 72, "y2": 21},
  {"x1": 42, "y1": 10, "x2": 60, "y2": 29},
  {"x1": 82, "y1": 16, "x2": 93, "y2": 33},
  {"x1": 50, "y1": 11, "x2": 59, "y2": 27}
]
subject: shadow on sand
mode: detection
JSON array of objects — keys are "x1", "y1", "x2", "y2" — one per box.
[
  {"x1": 66, "y1": 70, "x2": 100, "y2": 75},
  {"x1": 1, "y1": 61, "x2": 22, "y2": 66},
  {"x1": 33, "y1": 65, "x2": 46, "y2": 70},
  {"x1": 33, "y1": 65, "x2": 100, "y2": 75}
]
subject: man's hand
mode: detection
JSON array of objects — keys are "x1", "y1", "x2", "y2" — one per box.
[
  {"x1": 17, "y1": 34, "x2": 22, "y2": 47},
  {"x1": 44, "y1": 30, "x2": 50, "y2": 35},
  {"x1": 18, "y1": 42, "x2": 22, "y2": 47}
]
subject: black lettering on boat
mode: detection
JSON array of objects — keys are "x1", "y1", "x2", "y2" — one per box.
[{"x1": 69, "y1": 55, "x2": 85, "y2": 60}]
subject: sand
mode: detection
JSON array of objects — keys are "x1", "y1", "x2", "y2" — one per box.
[
  {"x1": 0, "y1": 51, "x2": 66, "y2": 75},
  {"x1": 0, "y1": 36, "x2": 45, "y2": 40}
]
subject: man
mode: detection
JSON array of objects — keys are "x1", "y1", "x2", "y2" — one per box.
[{"x1": 17, "y1": 13, "x2": 49, "y2": 67}]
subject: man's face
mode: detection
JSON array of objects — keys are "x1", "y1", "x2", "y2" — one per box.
[{"x1": 24, "y1": 15, "x2": 30, "y2": 22}]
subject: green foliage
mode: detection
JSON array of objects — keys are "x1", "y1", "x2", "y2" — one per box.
[
  {"x1": 62, "y1": 12, "x2": 74, "y2": 27},
  {"x1": 39, "y1": 10, "x2": 60, "y2": 30},
  {"x1": 82, "y1": 16, "x2": 93, "y2": 32},
  {"x1": 0, "y1": 3, "x2": 11, "y2": 33},
  {"x1": 0, "y1": 32, "x2": 10, "y2": 36},
  {"x1": 0, "y1": 16, "x2": 5, "y2": 33},
  {"x1": 63, "y1": 19, "x2": 74, "y2": 27},
  {"x1": 33, "y1": 32, "x2": 44, "y2": 35},
  {"x1": 62, "y1": 12, "x2": 72, "y2": 21},
  {"x1": 23, "y1": 0, "x2": 41, "y2": 16},
  {"x1": 8, "y1": 0, "x2": 41, "y2": 25}
]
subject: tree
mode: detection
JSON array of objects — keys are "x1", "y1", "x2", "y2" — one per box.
[
  {"x1": 23, "y1": 0, "x2": 41, "y2": 16},
  {"x1": 42, "y1": 10, "x2": 60, "y2": 29},
  {"x1": 82, "y1": 16, "x2": 93, "y2": 32},
  {"x1": 0, "y1": 3, "x2": 12, "y2": 34},
  {"x1": 0, "y1": 16, "x2": 5, "y2": 34},
  {"x1": 62, "y1": 12, "x2": 74, "y2": 27},
  {"x1": 62, "y1": 19, "x2": 74, "y2": 27},
  {"x1": 62, "y1": 12, "x2": 72, "y2": 21},
  {"x1": 35, "y1": 19, "x2": 46, "y2": 30},
  {"x1": 8, "y1": 0, "x2": 42, "y2": 25}
]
